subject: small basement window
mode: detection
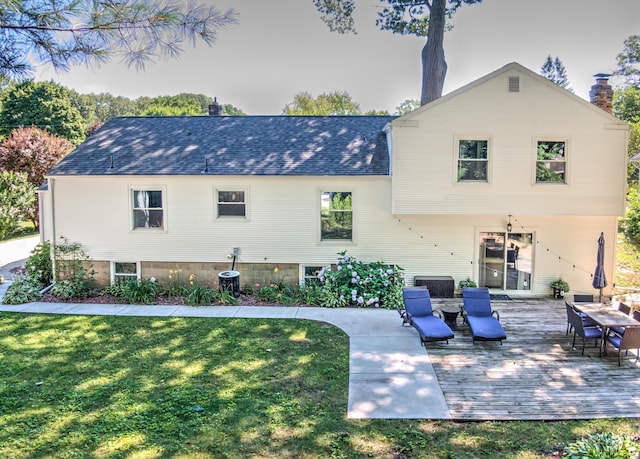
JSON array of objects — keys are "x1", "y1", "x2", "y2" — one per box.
[
  {"x1": 112, "y1": 262, "x2": 139, "y2": 283},
  {"x1": 302, "y1": 265, "x2": 326, "y2": 286}
]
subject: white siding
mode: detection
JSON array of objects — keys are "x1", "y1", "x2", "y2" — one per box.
[
  {"x1": 391, "y1": 66, "x2": 628, "y2": 216},
  {"x1": 49, "y1": 175, "x2": 617, "y2": 297}
]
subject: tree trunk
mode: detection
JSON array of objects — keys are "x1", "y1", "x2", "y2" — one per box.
[{"x1": 420, "y1": 0, "x2": 447, "y2": 106}]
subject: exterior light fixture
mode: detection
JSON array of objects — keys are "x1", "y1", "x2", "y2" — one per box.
[{"x1": 507, "y1": 215, "x2": 513, "y2": 233}]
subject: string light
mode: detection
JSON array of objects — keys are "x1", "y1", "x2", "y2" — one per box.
[{"x1": 393, "y1": 214, "x2": 595, "y2": 279}]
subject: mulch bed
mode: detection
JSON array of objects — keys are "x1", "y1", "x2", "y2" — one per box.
[{"x1": 38, "y1": 292, "x2": 307, "y2": 307}]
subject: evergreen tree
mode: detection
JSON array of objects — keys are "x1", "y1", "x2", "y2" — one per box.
[
  {"x1": 540, "y1": 55, "x2": 573, "y2": 92},
  {"x1": 0, "y1": 0, "x2": 237, "y2": 80}
]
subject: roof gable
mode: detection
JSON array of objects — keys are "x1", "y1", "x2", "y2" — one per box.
[
  {"x1": 394, "y1": 62, "x2": 629, "y2": 126},
  {"x1": 48, "y1": 115, "x2": 396, "y2": 176}
]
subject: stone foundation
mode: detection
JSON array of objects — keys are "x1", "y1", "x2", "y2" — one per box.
[{"x1": 87, "y1": 260, "x2": 301, "y2": 289}]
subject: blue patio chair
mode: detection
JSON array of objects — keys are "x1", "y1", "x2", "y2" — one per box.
[
  {"x1": 610, "y1": 302, "x2": 632, "y2": 337},
  {"x1": 402, "y1": 288, "x2": 454, "y2": 346},
  {"x1": 461, "y1": 288, "x2": 507, "y2": 344},
  {"x1": 606, "y1": 326, "x2": 640, "y2": 366},
  {"x1": 568, "y1": 305, "x2": 602, "y2": 356},
  {"x1": 565, "y1": 301, "x2": 597, "y2": 335}
]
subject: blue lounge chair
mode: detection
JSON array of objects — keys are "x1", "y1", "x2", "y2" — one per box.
[
  {"x1": 462, "y1": 288, "x2": 507, "y2": 344},
  {"x1": 402, "y1": 287, "x2": 454, "y2": 346}
]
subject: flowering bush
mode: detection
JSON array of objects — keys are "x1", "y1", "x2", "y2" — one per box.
[
  {"x1": 246, "y1": 281, "x2": 297, "y2": 305},
  {"x1": 318, "y1": 251, "x2": 404, "y2": 309}
]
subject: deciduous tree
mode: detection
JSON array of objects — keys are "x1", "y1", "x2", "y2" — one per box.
[
  {"x1": 313, "y1": 0, "x2": 482, "y2": 106},
  {"x1": 0, "y1": 0, "x2": 237, "y2": 81},
  {"x1": 283, "y1": 91, "x2": 361, "y2": 115},
  {"x1": 615, "y1": 35, "x2": 640, "y2": 87},
  {"x1": 395, "y1": 99, "x2": 420, "y2": 115},
  {"x1": 614, "y1": 87, "x2": 640, "y2": 124},
  {"x1": 0, "y1": 127, "x2": 74, "y2": 227},
  {"x1": 0, "y1": 80, "x2": 86, "y2": 144},
  {"x1": 0, "y1": 171, "x2": 36, "y2": 240},
  {"x1": 67, "y1": 90, "x2": 139, "y2": 125}
]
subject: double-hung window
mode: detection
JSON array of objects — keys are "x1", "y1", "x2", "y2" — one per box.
[
  {"x1": 536, "y1": 140, "x2": 566, "y2": 183},
  {"x1": 132, "y1": 189, "x2": 164, "y2": 229},
  {"x1": 457, "y1": 139, "x2": 488, "y2": 182},
  {"x1": 216, "y1": 190, "x2": 246, "y2": 217},
  {"x1": 320, "y1": 191, "x2": 352, "y2": 241}
]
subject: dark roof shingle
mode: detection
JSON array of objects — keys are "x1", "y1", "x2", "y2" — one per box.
[{"x1": 48, "y1": 115, "x2": 396, "y2": 176}]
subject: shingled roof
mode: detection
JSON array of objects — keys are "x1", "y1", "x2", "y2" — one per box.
[{"x1": 47, "y1": 115, "x2": 396, "y2": 176}]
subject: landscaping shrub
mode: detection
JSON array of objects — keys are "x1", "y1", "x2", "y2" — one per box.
[
  {"x1": 25, "y1": 241, "x2": 52, "y2": 286},
  {"x1": 163, "y1": 269, "x2": 191, "y2": 297},
  {"x1": 318, "y1": 251, "x2": 404, "y2": 309},
  {"x1": 187, "y1": 285, "x2": 221, "y2": 305},
  {"x1": 51, "y1": 278, "x2": 93, "y2": 299},
  {"x1": 299, "y1": 284, "x2": 323, "y2": 305},
  {"x1": 51, "y1": 237, "x2": 95, "y2": 298},
  {"x1": 251, "y1": 281, "x2": 297, "y2": 305},
  {"x1": 563, "y1": 432, "x2": 638, "y2": 459},
  {"x1": 121, "y1": 278, "x2": 160, "y2": 304},
  {"x1": 2, "y1": 275, "x2": 43, "y2": 304}
]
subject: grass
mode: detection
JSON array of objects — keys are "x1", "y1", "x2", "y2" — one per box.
[
  {"x1": 1, "y1": 313, "x2": 639, "y2": 458},
  {"x1": 0, "y1": 222, "x2": 38, "y2": 242},
  {"x1": 614, "y1": 231, "x2": 640, "y2": 291}
]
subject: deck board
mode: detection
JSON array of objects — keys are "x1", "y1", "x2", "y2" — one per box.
[{"x1": 426, "y1": 298, "x2": 640, "y2": 421}]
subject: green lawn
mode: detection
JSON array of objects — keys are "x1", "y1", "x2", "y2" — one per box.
[
  {"x1": 0, "y1": 313, "x2": 638, "y2": 458},
  {"x1": 615, "y1": 232, "x2": 640, "y2": 290}
]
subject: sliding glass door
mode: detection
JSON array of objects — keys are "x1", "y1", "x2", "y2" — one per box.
[{"x1": 478, "y1": 232, "x2": 532, "y2": 290}]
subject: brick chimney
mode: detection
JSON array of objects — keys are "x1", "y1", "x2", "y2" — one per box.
[
  {"x1": 589, "y1": 74, "x2": 613, "y2": 114},
  {"x1": 208, "y1": 97, "x2": 222, "y2": 116}
]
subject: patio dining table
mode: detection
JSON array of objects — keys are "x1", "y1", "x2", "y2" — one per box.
[{"x1": 571, "y1": 302, "x2": 640, "y2": 356}]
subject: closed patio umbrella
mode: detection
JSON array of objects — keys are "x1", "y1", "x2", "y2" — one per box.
[{"x1": 592, "y1": 232, "x2": 607, "y2": 302}]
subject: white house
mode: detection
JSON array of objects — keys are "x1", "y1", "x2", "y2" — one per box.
[{"x1": 40, "y1": 62, "x2": 630, "y2": 297}]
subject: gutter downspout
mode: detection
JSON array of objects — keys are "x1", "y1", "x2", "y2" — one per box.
[{"x1": 49, "y1": 177, "x2": 57, "y2": 284}]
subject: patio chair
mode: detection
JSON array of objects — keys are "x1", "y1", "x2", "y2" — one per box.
[
  {"x1": 572, "y1": 294, "x2": 594, "y2": 303},
  {"x1": 634, "y1": 310, "x2": 640, "y2": 322},
  {"x1": 568, "y1": 306, "x2": 602, "y2": 355},
  {"x1": 461, "y1": 288, "x2": 507, "y2": 344},
  {"x1": 605, "y1": 326, "x2": 640, "y2": 366},
  {"x1": 565, "y1": 301, "x2": 597, "y2": 335},
  {"x1": 402, "y1": 288, "x2": 454, "y2": 346},
  {"x1": 611, "y1": 302, "x2": 632, "y2": 337}
]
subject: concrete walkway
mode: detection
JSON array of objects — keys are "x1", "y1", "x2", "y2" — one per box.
[{"x1": 0, "y1": 236, "x2": 451, "y2": 420}]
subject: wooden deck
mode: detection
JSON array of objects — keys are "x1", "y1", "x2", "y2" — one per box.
[{"x1": 426, "y1": 298, "x2": 640, "y2": 421}]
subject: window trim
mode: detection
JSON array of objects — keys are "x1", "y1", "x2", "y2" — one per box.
[
  {"x1": 454, "y1": 136, "x2": 491, "y2": 184},
  {"x1": 319, "y1": 189, "x2": 355, "y2": 244},
  {"x1": 533, "y1": 138, "x2": 569, "y2": 185},
  {"x1": 214, "y1": 187, "x2": 249, "y2": 220},
  {"x1": 130, "y1": 186, "x2": 167, "y2": 231},
  {"x1": 111, "y1": 261, "x2": 141, "y2": 284}
]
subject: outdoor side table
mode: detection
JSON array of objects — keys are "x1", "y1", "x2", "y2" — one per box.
[{"x1": 440, "y1": 305, "x2": 460, "y2": 330}]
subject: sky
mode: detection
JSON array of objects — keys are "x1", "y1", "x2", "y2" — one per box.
[{"x1": 34, "y1": 0, "x2": 640, "y2": 115}]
